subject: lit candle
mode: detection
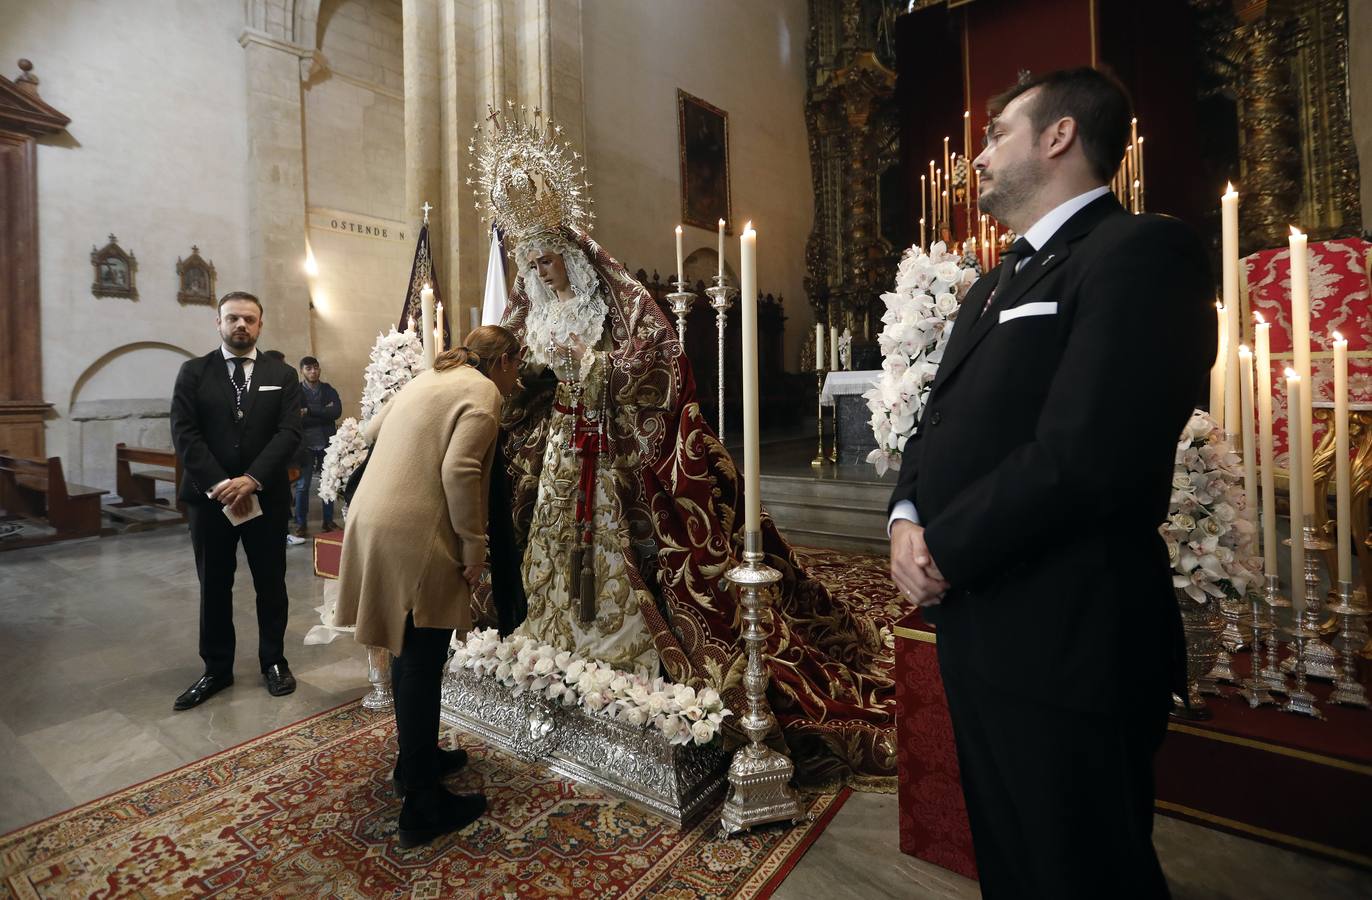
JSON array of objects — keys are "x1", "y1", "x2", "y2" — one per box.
[
  {"x1": 1289, "y1": 226, "x2": 1314, "y2": 514},
  {"x1": 1209, "y1": 302, "x2": 1226, "y2": 430},
  {"x1": 1136, "y1": 136, "x2": 1145, "y2": 207},
  {"x1": 919, "y1": 217, "x2": 926, "y2": 252},
  {"x1": 815, "y1": 323, "x2": 825, "y2": 372},
  {"x1": 920, "y1": 175, "x2": 927, "y2": 247},
  {"x1": 717, "y1": 218, "x2": 725, "y2": 282},
  {"x1": 943, "y1": 137, "x2": 950, "y2": 210},
  {"x1": 1286, "y1": 369, "x2": 1307, "y2": 617},
  {"x1": 434, "y1": 300, "x2": 444, "y2": 352},
  {"x1": 1239, "y1": 346, "x2": 1259, "y2": 536},
  {"x1": 675, "y1": 225, "x2": 684, "y2": 281},
  {"x1": 409, "y1": 314, "x2": 416, "y2": 334},
  {"x1": 963, "y1": 110, "x2": 971, "y2": 165},
  {"x1": 829, "y1": 325, "x2": 839, "y2": 372},
  {"x1": 1333, "y1": 331, "x2": 1351, "y2": 582},
  {"x1": 929, "y1": 160, "x2": 937, "y2": 229},
  {"x1": 1221, "y1": 185, "x2": 1241, "y2": 441},
  {"x1": 740, "y1": 222, "x2": 760, "y2": 534},
  {"x1": 420, "y1": 283, "x2": 436, "y2": 367},
  {"x1": 1255, "y1": 315, "x2": 1278, "y2": 575}
]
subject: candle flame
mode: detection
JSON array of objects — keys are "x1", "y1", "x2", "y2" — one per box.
[
  {"x1": 675, "y1": 225, "x2": 682, "y2": 235},
  {"x1": 1216, "y1": 300, "x2": 1223, "y2": 310},
  {"x1": 1254, "y1": 311, "x2": 1265, "y2": 324},
  {"x1": 1333, "y1": 330, "x2": 1345, "y2": 343},
  {"x1": 743, "y1": 220, "x2": 753, "y2": 233},
  {"x1": 1285, "y1": 367, "x2": 1299, "y2": 380},
  {"x1": 964, "y1": 110, "x2": 970, "y2": 118},
  {"x1": 1289, "y1": 225, "x2": 1304, "y2": 237},
  {"x1": 423, "y1": 282, "x2": 431, "y2": 291},
  {"x1": 718, "y1": 218, "x2": 725, "y2": 227},
  {"x1": 1238, "y1": 344, "x2": 1251, "y2": 355},
  {"x1": 1224, "y1": 181, "x2": 1235, "y2": 195}
]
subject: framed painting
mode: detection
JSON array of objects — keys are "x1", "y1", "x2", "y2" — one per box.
[
  {"x1": 90, "y1": 234, "x2": 137, "y2": 300},
  {"x1": 677, "y1": 90, "x2": 731, "y2": 233}
]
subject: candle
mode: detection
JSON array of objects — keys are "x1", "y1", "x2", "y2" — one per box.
[
  {"x1": 409, "y1": 314, "x2": 416, "y2": 334},
  {"x1": 740, "y1": 223, "x2": 760, "y2": 534},
  {"x1": 1221, "y1": 185, "x2": 1241, "y2": 443},
  {"x1": 470, "y1": 306, "x2": 480, "y2": 332},
  {"x1": 1286, "y1": 369, "x2": 1307, "y2": 617},
  {"x1": 1334, "y1": 331, "x2": 1351, "y2": 581},
  {"x1": 929, "y1": 160, "x2": 937, "y2": 229},
  {"x1": 420, "y1": 284, "x2": 436, "y2": 366},
  {"x1": 815, "y1": 323, "x2": 825, "y2": 372},
  {"x1": 1289, "y1": 226, "x2": 1314, "y2": 514},
  {"x1": 1136, "y1": 136, "x2": 1145, "y2": 207},
  {"x1": 675, "y1": 225, "x2": 684, "y2": 281},
  {"x1": 717, "y1": 218, "x2": 726, "y2": 281},
  {"x1": 434, "y1": 300, "x2": 444, "y2": 352},
  {"x1": 963, "y1": 110, "x2": 971, "y2": 164},
  {"x1": 830, "y1": 325, "x2": 839, "y2": 372},
  {"x1": 919, "y1": 217, "x2": 926, "y2": 252},
  {"x1": 1256, "y1": 315, "x2": 1278, "y2": 575},
  {"x1": 1239, "y1": 346, "x2": 1259, "y2": 540},
  {"x1": 943, "y1": 137, "x2": 950, "y2": 209},
  {"x1": 920, "y1": 176, "x2": 927, "y2": 246},
  {"x1": 1209, "y1": 302, "x2": 1226, "y2": 430}
]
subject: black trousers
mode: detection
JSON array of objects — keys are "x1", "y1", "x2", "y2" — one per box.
[
  {"x1": 392, "y1": 613, "x2": 454, "y2": 793},
  {"x1": 938, "y1": 640, "x2": 1171, "y2": 899},
  {"x1": 187, "y1": 501, "x2": 290, "y2": 678}
]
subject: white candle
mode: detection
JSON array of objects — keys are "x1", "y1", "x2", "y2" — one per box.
[
  {"x1": 740, "y1": 223, "x2": 760, "y2": 535},
  {"x1": 1256, "y1": 316, "x2": 1278, "y2": 575},
  {"x1": 434, "y1": 300, "x2": 444, "y2": 352},
  {"x1": 920, "y1": 176, "x2": 927, "y2": 248},
  {"x1": 1334, "y1": 331, "x2": 1351, "y2": 582},
  {"x1": 1209, "y1": 302, "x2": 1226, "y2": 430},
  {"x1": 717, "y1": 219, "x2": 725, "y2": 281},
  {"x1": 829, "y1": 325, "x2": 839, "y2": 372},
  {"x1": 815, "y1": 323, "x2": 825, "y2": 372},
  {"x1": 1239, "y1": 346, "x2": 1259, "y2": 540},
  {"x1": 675, "y1": 225, "x2": 684, "y2": 281},
  {"x1": 420, "y1": 284, "x2": 436, "y2": 367},
  {"x1": 1286, "y1": 369, "x2": 1306, "y2": 617},
  {"x1": 1221, "y1": 185, "x2": 1241, "y2": 442},
  {"x1": 1289, "y1": 227, "x2": 1313, "y2": 516}
]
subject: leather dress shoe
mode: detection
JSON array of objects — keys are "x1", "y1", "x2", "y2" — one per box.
[
  {"x1": 397, "y1": 787, "x2": 486, "y2": 849},
  {"x1": 264, "y1": 662, "x2": 296, "y2": 697},
  {"x1": 174, "y1": 673, "x2": 233, "y2": 711},
  {"x1": 392, "y1": 747, "x2": 469, "y2": 798}
]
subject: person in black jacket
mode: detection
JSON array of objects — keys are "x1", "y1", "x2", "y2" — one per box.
[
  {"x1": 888, "y1": 69, "x2": 1214, "y2": 898},
  {"x1": 293, "y1": 355, "x2": 342, "y2": 538},
  {"x1": 170, "y1": 291, "x2": 304, "y2": 710}
]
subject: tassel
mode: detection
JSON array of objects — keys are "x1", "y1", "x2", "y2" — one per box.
[
  {"x1": 569, "y1": 545, "x2": 583, "y2": 606},
  {"x1": 579, "y1": 544, "x2": 596, "y2": 623}
]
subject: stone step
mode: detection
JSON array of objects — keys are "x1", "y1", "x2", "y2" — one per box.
[
  {"x1": 760, "y1": 473, "x2": 891, "y2": 555},
  {"x1": 759, "y1": 474, "x2": 894, "y2": 507}
]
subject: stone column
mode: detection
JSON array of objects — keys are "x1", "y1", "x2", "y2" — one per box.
[
  {"x1": 403, "y1": 0, "x2": 444, "y2": 296},
  {"x1": 238, "y1": 30, "x2": 314, "y2": 363}
]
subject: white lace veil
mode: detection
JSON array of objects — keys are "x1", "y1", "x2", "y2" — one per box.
[{"x1": 514, "y1": 231, "x2": 610, "y2": 368}]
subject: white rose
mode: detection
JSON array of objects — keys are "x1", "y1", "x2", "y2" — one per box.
[
  {"x1": 699, "y1": 688, "x2": 722, "y2": 709},
  {"x1": 621, "y1": 706, "x2": 648, "y2": 727},
  {"x1": 691, "y1": 720, "x2": 715, "y2": 745},
  {"x1": 583, "y1": 691, "x2": 608, "y2": 711}
]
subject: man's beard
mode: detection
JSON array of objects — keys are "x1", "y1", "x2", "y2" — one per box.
[
  {"x1": 977, "y1": 156, "x2": 1044, "y2": 227},
  {"x1": 223, "y1": 329, "x2": 256, "y2": 351}
]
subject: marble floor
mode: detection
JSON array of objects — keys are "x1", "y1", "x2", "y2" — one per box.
[{"x1": 1, "y1": 527, "x2": 1369, "y2": 898}]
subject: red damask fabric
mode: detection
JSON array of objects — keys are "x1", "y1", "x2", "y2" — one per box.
[{"x1": 480, "y1": 228, "x2": 907, "y2": 789}]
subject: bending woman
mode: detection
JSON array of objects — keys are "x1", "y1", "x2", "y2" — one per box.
[{"x1": 335, "y1": 325, "x2": 522, "y2": 848}]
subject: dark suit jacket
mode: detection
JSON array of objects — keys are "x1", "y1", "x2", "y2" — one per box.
[
  {"x1": 171, "y1": 349, "x2": 304, "y2": 513},
  {"x1": 890, "y1": 194, "x2": 1215, "y2": 711}
]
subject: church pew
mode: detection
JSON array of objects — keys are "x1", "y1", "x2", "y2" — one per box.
[
  {"x1": 113, "y1": 443, "x2": 183, "y2": 513},
  {"x1": 0, "y1": 453, "x2": 108, "y2": 542}
]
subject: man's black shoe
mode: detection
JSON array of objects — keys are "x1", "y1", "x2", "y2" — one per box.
[
  {"x1": 173, "y1": 673, "x2": 233, "y2": 711},
  {"x1": 393, "y1": 747, "x2": 469, "y2": 798},
  {"x1": 397, "y1": 788, "x2": 486, "y2": 849},
  {"x1": 264, "y1": 662, "x2": 296, "y2": 697}
]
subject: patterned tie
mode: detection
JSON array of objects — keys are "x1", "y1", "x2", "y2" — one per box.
[
  {"x1": 231, "y1": 357, "x2": 248, "y2": 409},
  {"x1": 990, "y1": 236, "x2": 1036, "y2": 304}
]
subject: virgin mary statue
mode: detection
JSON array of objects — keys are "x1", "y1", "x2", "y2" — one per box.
[{"x1": 470, "y1": 109, "x2": 899, "y2": 789}]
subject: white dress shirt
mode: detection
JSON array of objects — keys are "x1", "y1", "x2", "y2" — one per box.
[{"x1": 888, "y1": 185, "x2": 1112, "y2": 533}]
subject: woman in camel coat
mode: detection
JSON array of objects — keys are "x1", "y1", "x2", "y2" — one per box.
[{"x1": 335, "y1": 324, "x2": 521, "y2": 848}]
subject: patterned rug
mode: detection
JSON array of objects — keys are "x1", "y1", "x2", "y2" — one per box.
[{"x1": 0, "y1": 702, "x2": 849, "y2": 899}]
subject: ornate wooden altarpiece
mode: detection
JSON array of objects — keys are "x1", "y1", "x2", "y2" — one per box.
[
  {"x1": 803, "y1": 0, "x2": 1363, "y2": 336},
  {"x1": 0, "y1": 60, "x2": 69, "y2": 459}
]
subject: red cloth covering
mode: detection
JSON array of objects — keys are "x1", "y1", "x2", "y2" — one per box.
[
  {"x1": 484, "y1": 229, "x2": 904, "y2": 788},
  {"x1": 1244, "y1": 238, "x2": 1372, "y2": 459}
]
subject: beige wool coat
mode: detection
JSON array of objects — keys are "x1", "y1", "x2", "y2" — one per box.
[{"x1": 334, "y1": 365, "x2": 502, "y2": 656}]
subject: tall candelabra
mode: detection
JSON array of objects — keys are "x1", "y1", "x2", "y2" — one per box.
[
  {"x1": 1329, "y1": 581, "x2": 1370, "y2": 708},
  {"x1": 667, "y1": 279, "x2": 696, "y2": 347},
  {"x1": 720, "y1": 532, "x2": 806, "y2": 837},
  {"x1": 811, "y1": 365, "x2": 827, "y2": 468},
  {"x1": 1259, "y1": 574, "x2": 1290, "y2": 694},
  {"x1": 705, "y1": 277, "x2": 736, "y2": 442},
  {"x1": 1281, "y1": 521, "x2": 1341, "y2": 681},
  {"x1": 1240, "y1": 584, "x2": 1276, "y2": 707}
]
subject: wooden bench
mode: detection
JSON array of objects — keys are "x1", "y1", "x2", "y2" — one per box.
[
  {"x1": 0, "y1": 453, "x2": 108, "y2": 541},
  {"x1": 114, "y1": 443, "x2": 183, "y2": 512}
]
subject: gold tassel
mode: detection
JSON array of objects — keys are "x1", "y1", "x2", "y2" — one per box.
[
  {"x1": 569, "y1": 545, "x2": 583, "y2": 607},
  {"x1": 579, "y1": 544, "x2": 596, "y2": 623}
]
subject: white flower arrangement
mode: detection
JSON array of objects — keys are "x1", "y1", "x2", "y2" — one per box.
[
  {"x1": 450, "y1": 628, "x2": 733, "y2": 747},
  {"x1": 863, "y1": 242, "x2": 981, "y2": 476},
  {"x1": 1161, "y1": 410, "x2": 1262, "y2": 604},
  {"x1": 318, "y1": 328, "x2": 425, "y2": 504}
]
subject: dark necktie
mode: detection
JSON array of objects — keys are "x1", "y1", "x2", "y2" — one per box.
[
  {"x1": 991, "y1": 236, "x2": 1036, "y2": 302},
  {"x1": 231, "y1": 357, "x2": 248, "y2": 410}
]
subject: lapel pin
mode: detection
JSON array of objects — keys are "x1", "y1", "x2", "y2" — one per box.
[{"x1": 1041, "y1": 253, "x2": 1056, "y2": 266}]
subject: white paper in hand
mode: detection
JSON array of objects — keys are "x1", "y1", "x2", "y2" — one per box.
[{"x1": 223, "y1": 493, "x2": 263, "y2": 526}]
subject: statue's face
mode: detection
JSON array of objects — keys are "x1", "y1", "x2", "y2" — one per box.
[{"x1": 526, "y1": 248, "x2": 571, "y2": 295}]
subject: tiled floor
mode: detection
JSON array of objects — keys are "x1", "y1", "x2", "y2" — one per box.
[{"x1": 1, "y1": 526, "x2": 1369, "y2": 898}]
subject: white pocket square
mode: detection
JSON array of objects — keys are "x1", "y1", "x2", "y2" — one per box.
[
  {"x1": 999, "y1": 302, "x2": 1059, "y2": 324},
  {"x1": 258, "y1": 385, "x2": 282, "y2": 392}
]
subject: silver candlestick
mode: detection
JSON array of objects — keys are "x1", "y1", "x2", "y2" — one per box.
[
  {"x1": 1260, "y1": 574, "x2": 1290, "y2": 694},
  {"x1": 828, "y1": 399, "x2": 839, "y2": 464},
  {"x1": 667, "y1": 279, "x2": 696, "y2": 347},
  {"x1": 362, "y1": 646, "x2": 394, "y2": 710},
  {"x1": 811, "y1": 368, "x2": 827, "y2": 468},
  {"x1": 1239, "y1": 586, "x2": 1276, "y2": 708},
  {"x1": 1281, "y1": 621, "x2": 1325, "y2": 719},
  {"x1": 1281, "y1": 521, "x2": 1341, "y2": 680},
  {"x1": 721, "y1": 531, "x2": 806, "y2": 837},
  {"x1": 1328, "y1": 581, "x2": 1370, "y2": 708},
  {"x1": 706, "y1": 278, "x2": 736, "y2": 442}
]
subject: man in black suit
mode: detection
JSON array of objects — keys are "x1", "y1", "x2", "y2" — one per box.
[
  {"x1": 888, "y1": 69, "x2": 1214, "y2": 897},
  {"x1": 170, "y1": 291, "x2": 304, "y2": 710}
]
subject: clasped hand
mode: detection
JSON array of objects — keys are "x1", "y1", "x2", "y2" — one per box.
[
  {"x1": 889, "y1": 520, "x2": 949, "y2": 607},
  {"x1": 210, "y1": 475, "x2": 258, "y2": 515}
]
